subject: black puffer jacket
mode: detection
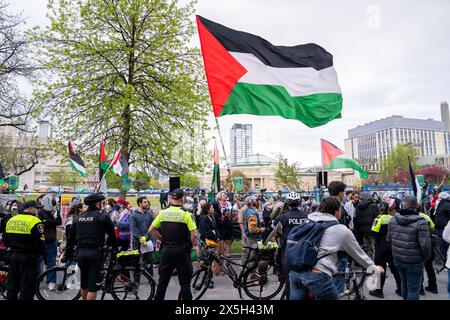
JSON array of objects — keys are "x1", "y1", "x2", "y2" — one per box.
[
  {"x1": 354, "y1": 195, "x2": 379, "y2": 236},
  {"x1": 387, "y1": 208, "x2": 432, "y2": 264},
  {"x1": 435, "y1": 198, "x2": 450, "y2": 230}
]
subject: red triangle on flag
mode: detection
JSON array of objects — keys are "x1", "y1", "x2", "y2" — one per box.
[
  {"x1": 196, "y1": 16, "x2": 248, "y2": 117},
  {"x1": 321, "y1": 139, "x2": 344, "y2": 168}
]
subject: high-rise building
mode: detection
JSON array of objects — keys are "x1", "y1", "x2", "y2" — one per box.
[
  {"x1": 344, "y1": 104, "x2": 450, "y2": 170},
  {"x1": 230, "y1": 123, "x2": 252, "y2": 164}
]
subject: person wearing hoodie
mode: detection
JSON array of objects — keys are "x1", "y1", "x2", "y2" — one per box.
[
  {"x1": 434, "y1": 192, "x2": 450, "y2": 261},
  {"x1": 38, "y1": 193, "x2": 62, "y2": 291},
  {"x1": 387, "y1": 196, "x2": 432, "y2": 300},
  {"x1": 289, "y1": 196, "x2": 383, "y2": 300},
  {"x1": 442, "y1": 220, "x2": 450, "y2": 299},
  {"x1": 354, "y1": 192, "x2": 379, "y2": 259}
]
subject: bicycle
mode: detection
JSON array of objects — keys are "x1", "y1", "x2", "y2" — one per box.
[
  {"x1": 190, "y1": 241, "x2": 284, "y2": 300},
  {"x1": 0, "y1": 248, "x2": 9, "y2": 300},
  {"x1": 36, "y1": 247, "x2": 156, "y2": 300}
]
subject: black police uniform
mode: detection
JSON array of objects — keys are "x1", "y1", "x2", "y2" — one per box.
[
  {"x1": 4, "y1": 207, "x2": 45, "y2": 300},
  {"x1": 152, "y1": 203, "x2": 197, "y2": 300},
  {"x1": 66, "y1": 196, "x2": 116, "y2": 293},
  {"x1": 274, "y1": 207, "x2": 308, "y2": 300}
]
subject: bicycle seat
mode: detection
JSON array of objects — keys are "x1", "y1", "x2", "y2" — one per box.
[{"x1": 243, "y1": 244, "x2": 258, "y2": 250}]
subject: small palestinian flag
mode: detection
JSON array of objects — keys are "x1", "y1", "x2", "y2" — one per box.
[
  {"x1": 211, "y1": 141, "x2": 221, "y2": 196},
  {"x1": 99, "y1": 137, "x2": 108, "y2": 193},
  {"x1": 0, "y1": 159, "x2": 5, "y2": 185},
  {"x1": 68, "y1": 141, "x2": 88, "y2": 177},
  {"x1": 111, "y1": 148, "x2": 129, "y2": 177},
  {"x1": 321, "y1": 139, "x2": 368, "y2": 179},
  {"x1": 196, "y1": 16, "x2": 342, "y2": 128}
]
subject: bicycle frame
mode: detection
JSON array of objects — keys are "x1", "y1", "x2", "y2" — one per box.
[{"x1": 201, "y1": 245, "x2": 258, "y2": 299}]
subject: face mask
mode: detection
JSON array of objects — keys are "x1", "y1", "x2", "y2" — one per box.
[
  {"x1": 105, "y1": 205, "x2": 111, "y2": 211},
  {"x1": 5, "y1": 205, "x2": 11, "y2": 212},
  {"x1": 114, "y1": 205, "x2": 120, "y2": 211}
]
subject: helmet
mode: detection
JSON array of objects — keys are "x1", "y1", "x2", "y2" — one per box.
[
  {"x1": 205, "y1": 239, "x2": 218, "y2": 248},
  {"x1": 286, "y1": 192, "x2": 301, "y2": 206}
]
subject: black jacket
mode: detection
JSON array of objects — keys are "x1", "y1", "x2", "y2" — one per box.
[
  {"x1": 387, "y1": 208, "x2": 432, "y2": 264},
  {"x1": 354, "y1": 198, "x2": 379, "y2": 236},
  {"x1": 38, "y1": 209, "x2": 62, "y2": 243},
  {"x1": 435, "y1": 198, "x2": 450, "y2": 230},
  {"x1": 198, "y1": 215, "x2": 220, "y2": 242}
]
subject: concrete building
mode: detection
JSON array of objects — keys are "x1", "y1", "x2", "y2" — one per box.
[
  {"x1": 345, "y1": 102, "x2": 450, "y2": 170},
  {"x1": 199, "y1": 153, "x2": 361, "y2": 192},
  {"x1": 0, "y1": 122, "x2": 97, "y2": 191},
  {"x1": 230, "y1": 124, "x2": 252, "y2": 164}
]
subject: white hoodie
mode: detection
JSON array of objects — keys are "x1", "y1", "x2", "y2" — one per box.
[
  {"x1": 442, "y1": 220, "x2": 450, "y2": 269},
  {"x1": 308, "y1": 211, "x2": 375, "y2": 277}
]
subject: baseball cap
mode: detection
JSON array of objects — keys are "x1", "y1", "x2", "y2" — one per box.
[
  {"x1": 171, "y1": 188, "x2": 185, "y2": 200},
  {"x1": 23, "y1": 200, "x2": 44, "y2": 210}
]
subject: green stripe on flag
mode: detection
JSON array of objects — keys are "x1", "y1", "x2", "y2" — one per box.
[
  {"x1": 221, "y1": 83, "x2": 342, "y2": 128},
  {"x1": 326, "y1": 157, "x2": 368, "y2": 179}
]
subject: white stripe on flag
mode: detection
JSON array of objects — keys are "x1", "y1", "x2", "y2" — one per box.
[{"x1": 231, "y1": 52, "x2": 342, "y2": 97}]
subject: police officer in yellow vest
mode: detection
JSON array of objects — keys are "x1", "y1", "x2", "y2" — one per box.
[
  {"x1": 149, "y1": 188, "x2": 197, "y2": 300},
  {"x1": 4, "y1": 200, "x2": 45, "y2": 300}
]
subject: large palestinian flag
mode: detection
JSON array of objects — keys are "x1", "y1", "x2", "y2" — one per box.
[
  {"x1": 68, "y1": 141, "x2": 88, "y2": 178},
  {"x1": 321, "y1": 139, "x2": 368, "y2": 179},
  {"x1": 196, "y1": 16, "x2": 342, "y2": 128},
  {"x1": 110, "y1": 148, "x2": 129, "y2": 177}
]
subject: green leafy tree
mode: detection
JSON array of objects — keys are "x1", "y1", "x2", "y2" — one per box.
[
  {"x1": 29, "y1": 0, "x2": 209, "y2": 175},
  {"x1": 222, "y1": 170, "x2": 251, "y2": 192},
  {"x1": 105, "y1": 172, "x2": 121, "y2": 190},
  {"x1": 379, "y1": 144, "x2": 418, "y2": 183},
  {"x1": 48, "y1": 168, "x2": 82, "y2": 189},
  {"x1": 132, "y1": 171, "x2": 150, "y2": 191},
  {"x1": 180, "y1": 173, "x2": 199, "y2": 188},
  {"x1": 273, "y1": 155, "x2": 302, "y2": 191}
]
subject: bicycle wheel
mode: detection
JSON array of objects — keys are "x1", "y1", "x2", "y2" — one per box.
[
  {"x1": 190, "y1": 267, "x2": 212, "y2": 300},
  {"x1": 0, "y1": 266, "x2": 8, "y2": 300},
  {"x1": 36, "y1": 267, "x2": 81, "y2": 300},
  {"x1": 243, "y1": 262, "x2": 284, "y2": 300},
  {"x1": 110, "y1": 268, "x2": 155, "y2": 300}
]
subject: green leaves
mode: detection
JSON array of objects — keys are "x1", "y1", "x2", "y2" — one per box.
[
  {"x1": 273, "y1": 154, "x2": 302, "y2": 191},
  {"x1": 30, "y1": 0, "x2": 210, "y2": 175}
]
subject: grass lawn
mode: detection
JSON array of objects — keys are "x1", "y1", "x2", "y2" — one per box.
[{"x1": 232, "y1": 239, "x2": 243, "y2": 254}]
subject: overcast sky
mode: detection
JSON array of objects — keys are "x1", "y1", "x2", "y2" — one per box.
[{"x1": 10, "y1": 0, "x2": 450, "y2": 167}]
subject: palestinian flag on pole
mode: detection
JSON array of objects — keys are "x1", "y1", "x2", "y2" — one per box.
[
  {"x1": 0, "y1": 159, "x2": 5, "y2": 185},
  {"x1": 321, "y1": 139, "x2": 368, "y2": 179},
  {"x1": 408, "y1": 156, "x2": 422, "y2": 204},
  {"x1": 110, "y1": 148, "x2": 129, "y2": 177},
  {"x1": 68, "y1": 141, "x2": 88, "y2": 177},
  {"x1": 196, "y1": 16, "x2": 342, "y2": 128},
  {"x1": 99, "y1": 137, "x2": 108, "y2": 193},
  {"x1": 211, "y1": 141, "x2": 221, "y2": 195}
]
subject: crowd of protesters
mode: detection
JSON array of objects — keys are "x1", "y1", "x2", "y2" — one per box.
[{"x1": 0, "y1": 182, "x2": 449, "y2": 300}]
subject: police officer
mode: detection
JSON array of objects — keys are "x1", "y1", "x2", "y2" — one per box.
[
  {"x1": 4, "y1": 200, "x2": 45, "y2": 300},
  {"x1": 149, "y1": 188, "x2": 197, "y2": 300},
  {"x1": 64, "y1": 193, "x2": 117, "y2": 301},
  {"x1": 273, "y1": 192, "x2": 308, "y2": 300}
]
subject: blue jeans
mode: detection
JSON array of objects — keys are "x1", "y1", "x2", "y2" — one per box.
[
  {"x1": 394, "y1": 260, "x2": 423, "y2": 300},
  {"x1": 333, "y1": 255, "x2": 347, "y2": 293},
  {"x1": 289, "y1": 270, "x2": 339, "y2": 300},
  {"x1": 43, "y1": 240, "x2": 58, "y2": 284}
]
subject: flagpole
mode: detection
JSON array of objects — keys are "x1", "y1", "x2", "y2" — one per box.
[
  {"x1": 95, "y1": 149, "x2": 117, "y2": 192},
  {"x1": 214, "y1": 117, "x2": 233, "y2": 190}
]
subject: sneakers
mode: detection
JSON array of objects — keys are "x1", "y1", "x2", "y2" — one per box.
[
  {"x1": 47, "y1": 283, "x2": 56, "y2": 291},
  {"x1": 369, "y1": 289, "x2": 384, "y2": 299},
  {"x1": 425, "y1": 285, "x2": 438, "y2": 294}
]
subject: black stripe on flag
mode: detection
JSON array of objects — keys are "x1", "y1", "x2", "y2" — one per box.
[
  {"x1": 197, "y1": 15, "x2": 334, "y2": 70},
  {"x1": 68, "y1": 142, "x2": 85, "y2": 167},
  {"x1": 408, "y1": 156, "x2": 418, "y2": 197}
]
